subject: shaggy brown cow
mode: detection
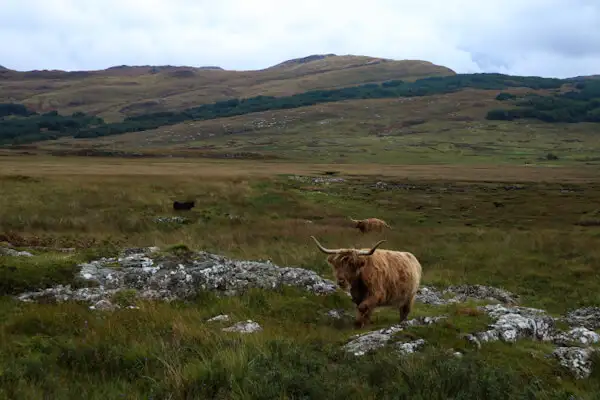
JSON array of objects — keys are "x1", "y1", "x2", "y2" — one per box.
[
  {"x1": 310, "y1": 236, "x2": 422, "y2": 329},
  {"x1": 349, "y1": 217, "x2": 392, "y2": 233}
]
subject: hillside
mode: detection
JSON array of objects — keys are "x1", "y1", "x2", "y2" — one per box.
[
  {"x1": 3, "y1": 72, "x2": 600, "y2": 165},
  {"x1": 1, "y1": 54, "x2": 600, "y2": 166},
  {"x1": 27, "y1": 86, "x2": 600, "y2": 166},
  {"x1": 0, "y1": 54, "x2": 454, "y2": 121}
]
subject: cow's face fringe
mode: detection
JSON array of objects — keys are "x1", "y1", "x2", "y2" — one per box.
[{"x1": 327, "y1": 251, "x2": 367, "y2": 290}]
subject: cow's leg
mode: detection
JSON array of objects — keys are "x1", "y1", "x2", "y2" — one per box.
[
  {"x1": 399, "y1": 294, "x2": 416, "y2": 323},
  {"x1": 355, "y1": 296, "x2": 378, "y2": 329},
  {"x1": 350, "y1": 279, "x2": 368, "y2": 306}
]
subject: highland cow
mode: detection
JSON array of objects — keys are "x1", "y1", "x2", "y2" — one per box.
[
  {"x1": 173, "y1": 200, "x2": 195, "y2": 211},
  {"x1": 349, "y1": 217, "x2": 392, "y2": 233},
  {"x1": 310, "y1": 236, "x2": 422, "y2": 329}
]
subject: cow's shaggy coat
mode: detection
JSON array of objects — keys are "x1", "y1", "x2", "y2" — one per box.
[
  {"x1": 349, "y1": 217, "x2": 392, "y2": 233},
  {"x1": 311, "y1": 236, "x2": 422, "y2": 329}
]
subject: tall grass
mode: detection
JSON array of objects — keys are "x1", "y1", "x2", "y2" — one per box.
[{"x1": 1, "y1": 163, "x2": 600, "y2": 398}]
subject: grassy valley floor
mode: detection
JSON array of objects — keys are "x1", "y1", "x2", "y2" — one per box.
[{"x1": 1, "y1": 156, "x2": 600, "y2": 399}]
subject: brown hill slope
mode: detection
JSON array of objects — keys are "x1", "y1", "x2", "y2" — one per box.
[
  {"x1": 30, "y1": 86, "x2": 600, "y2": 166},
  {"x1": 0, "y1": 54, "x2": 454, "y2": 121}
]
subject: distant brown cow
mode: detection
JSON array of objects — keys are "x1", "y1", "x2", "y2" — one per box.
[
  {"x1": 310, "y1": 236, "x2": 422, "y2": 329},
  {"x1": 349, "y1": 217, "x2": 392, "y2": 233}
]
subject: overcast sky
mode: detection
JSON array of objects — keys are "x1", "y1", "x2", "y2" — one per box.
[{"x1": 2, "y1": 0, "x2": 599, "y2": 78}]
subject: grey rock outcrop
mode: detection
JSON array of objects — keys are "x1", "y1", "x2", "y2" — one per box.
[
  {"x1": 153, "y1": 216, "x2": 190, "y2": 224},
  {"x1": 553, "y1": 347, "x2": 597, "y2": 379},
  {"x1": 470, "y1": 304, "x2": 556, "y2": 344},
  {"x1": 90, "y1": 299, "x2": 117, "y2": 311},
  {"x1": 553, "y1": 327, "x2": 600, "y2": 346},
  {"x1": 416, "y1": 284, "x2": 518, "y2": 306},
  {"x1": 395, "y1": 339, "x2": 426, "y2": 355},
  {"x1": 326, "y1": 309, "x2": 352, "y2": 319},
  {"x1": 207, "y1": 314, "x2": 231, "y2": 323},
  {"x1": 462, "y1": 304, "x2": 600, "y2": 379},
  {"x1": 0, "y1": 247, "x2": 33, "y2": 257},
  {"x1": 443, "y1": 284, "x2": 519, "y2": 305},
  {"x1": 343, "y1": 316, "x2": 446, "y2": 356},
  {"x1": 16, "y1": 247, "x2": 337, "y2": 305},
  {"x1": 222, "y1": 320, "x2": 262, "y2": 334},
  {"x1": 11, "y1": 245, "x2": 600, "y2": 380},
  {"x1": 564, "y1": 307, "x2": 600, "y2": 330}
]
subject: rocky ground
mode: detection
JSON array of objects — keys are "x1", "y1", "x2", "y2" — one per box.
[{"x1": 12, "y1": 246, "x2": 600, "y2": 380}]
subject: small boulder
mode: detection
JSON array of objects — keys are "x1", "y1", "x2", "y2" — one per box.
[
  {"x1": 222, "y1": 320, "x2": 262, "y2": 334},
  {"x1": 207, "y1": 314, "x2": 230, "y2": 323},
  {"x1": 553, "y1": 327, "x2": 600, "y2": 346},
  {"x1": 471, "y1": 304, "x2": 555, "y2": 343},
  {"x1": 0, "y1": 247, "x2": 33, "y2": 257},
  {"x1": 565, "y1": 307, "x2": 600, "y2": 330},
  {"x1": 553, "y1": 347, "x2": 596, "y2": 379},
  {"x1": 90, "y1": 299, "x2": 117, "y2": 311},
  {"x1": 326, "y1": 309, "x2": 351, "y2": 319},
  {"x1": 395, "y1": 339, "x2": 426, "y2": 355},
  {"x1": 342, "y1": 316, "x2": 446, "y2": 356}
]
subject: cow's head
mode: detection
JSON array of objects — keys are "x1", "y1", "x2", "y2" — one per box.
[{"x1": 310, "y1": 236, "x2": 386, "y2": 290}]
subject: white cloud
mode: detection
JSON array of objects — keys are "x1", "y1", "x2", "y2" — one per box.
[{"x1": 1, "y1": 0, "x2": 599, "y2": 77}]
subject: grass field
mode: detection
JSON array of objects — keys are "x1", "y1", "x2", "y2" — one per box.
[
  {"x1": 31, "y1": 87, "x2": 600, "y2": 167},
  {"x1": 2, "y1": 156, "x2": 600, "y2": 399}
]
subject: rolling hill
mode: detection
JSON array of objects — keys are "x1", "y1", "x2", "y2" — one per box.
[
  {"x1": 0, "y1": 54, "x2": 454, "y2": 121},
  {"x1": 1, "y1": 53, "x2": 600, "y2": 166}
]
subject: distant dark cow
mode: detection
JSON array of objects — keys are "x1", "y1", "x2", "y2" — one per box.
[{"x1": 173, "y1": 201, "x2": 195, "y2": 211}]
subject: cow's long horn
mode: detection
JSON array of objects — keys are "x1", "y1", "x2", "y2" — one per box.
[
  {"x1": 357, "y1": 240, "x2": 387, "y2": 256},
  {"x1": 310, "y1": 236, "x2": 340, "y2": 254}
]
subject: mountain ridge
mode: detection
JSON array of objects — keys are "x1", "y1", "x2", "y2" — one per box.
[
  {"x1": 0, "y1": 54, "x2": 455, "y2": 121},
  {"x1": 0, "y1": 53, "x2": 435, "y2": 73}
]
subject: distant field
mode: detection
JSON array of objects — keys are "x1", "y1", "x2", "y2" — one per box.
[
  {"x1": 31, "y1": 88, "x2": 600, "y2": 166},
  {"x1": 1, "y1": 156, "x2": 598, "y2": 182}
]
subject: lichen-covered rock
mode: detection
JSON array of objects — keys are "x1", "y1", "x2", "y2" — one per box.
[
  {"x1": 90, "y1": 299, "x2": 117, "y2": 311},
  {"x1": 471, "y1": 304, "x2": 556, "y2": 343},
  {"x1": 343, "y1": 325, "x2": 406, "y2": 356},
  {"x1": 564, "y1": 307, "x2": 600, "y2": 330},
  {"x1": 443, "y1": 284, "x2": 519, "y2": 305},
  {"x1": 553, "y1": 347, "x2": 596, "y2": 379},
  {"x1": 207, "y1": 314, "x2": 230, "y2": 322},
  {"x1": 342, "y1": 316, "x2": 446, "y2": 356},
  {"x1": 415, "y1": 286, "x2": 450, "y2": 305},
  {"x1": 326, "y1": 309, "x2": 352, "y2": 319},
  {"x1": 415, "y1": 285, "x2": 518, "y2": 306},
  {"x1": 395, "y1": 339, "x2": 426, "y2": 355},
  {"x1": 16, "y1": 247, "x2": 337, "y2": 305},
  {"x1": 553, "y1": 327, "x2": 600, "y2": 346},
  {"x1": 18, "y1": 285, "x2": 121, "y2": 304},
  {"x1": 222, "y1": 320, "x2": 262, "y2": 333},
  {"x1": 288, "y1": 175, "x2": 345, "y2": 184},
  {"x1": 153, "y1": 216, "x2": 191, "y2": 224},
  {"x1": 0, "y1": 247, "x2": 33, "y2": 257}
]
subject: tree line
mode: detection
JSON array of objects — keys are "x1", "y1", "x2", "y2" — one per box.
[
  {"x1": 487, "y1": 79, "x2": 600, "y2": 123},
  {"x1": 0, "y1": 107, "x2": 104, "y2": 145},
  {"x1": 2, "y1": 73, "x2": 597, "y2": 145}
]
